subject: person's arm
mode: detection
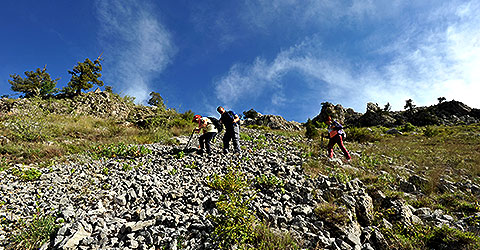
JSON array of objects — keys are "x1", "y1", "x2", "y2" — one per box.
[
  {"x1": 333, "y1": 121, "x2": 343, "y2": 130},
  {"x1": 233, "y1": 115, "x2": 240, "y2": 124}
]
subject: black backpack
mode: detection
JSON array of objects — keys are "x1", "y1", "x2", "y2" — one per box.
[{"x1": 208, "y1": 117, "x2": 223, "y2": 132}]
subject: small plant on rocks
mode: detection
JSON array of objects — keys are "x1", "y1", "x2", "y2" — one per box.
[
  {"x1": 255, "y1": 174, "x2": 284, "y2": 190},
  {"x1": 207, "y1": 167, "x2": 257, "y2": 249},
  {"x1": 10, "y1": 166, "x2": 42, "y2": 181},
  {"x1": 7, "y1": 209, "x2": 60, "y2": 250},
  {"x1": 314, "y1": 202, "x2": 349, "y2": 227},
  {"x1": 176, "y1": 151, "x2": 185, "y2": 159},
  {"x1": 90, "y1": 143, "x2": 151, "y2": 159}
]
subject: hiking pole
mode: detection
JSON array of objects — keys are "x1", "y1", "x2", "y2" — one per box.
[{"x1": 183, "y1": 129, "x2": 195, "y2": 151}]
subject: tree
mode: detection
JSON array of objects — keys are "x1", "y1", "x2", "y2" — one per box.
[
  {"x1": 9, "y1": 66, "x2": 58, "y2": 98},
  {"x1": 305, "y1": 118, "x2": 318, "y2": 139},
  {"x1": 66, "y1": 56, "x2": 104, "y2": 95},
  {"x1": 148, "y1": 91, "x2": 166, "y2": 109},
  {"x1": 384, "y1": 102, "x2": 392, "y2": 112},
  {"x1": 437, "y1": 97, "x2": 446, "y2": 104},
  {"x1": 404, "y1": 99, "x2": 416, "y2": 110}
]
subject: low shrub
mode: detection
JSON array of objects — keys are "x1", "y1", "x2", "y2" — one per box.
[
  {"x1": 399, "y1": 122, "x2": 416, "y2": 133},
  {"x1": 314, "y1": 202, "x2": 349, "y2": 226},
  {"x1": 206, "y1": 167, "x2": 257, "y2": 249},
  {"x1": 7, "y1": 211, "x2": 60, "y2": 250},
  {"x1": 10, "y1": 166, "x2": 42, "y2": 181},
  {"x1": 345, "y1": 127, "x2": 382, "y2": 143}
]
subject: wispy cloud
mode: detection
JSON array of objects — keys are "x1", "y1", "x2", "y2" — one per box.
[
  {"x1": 95, "y1": 0, "x2": 176, "y2": 103},
  {"x1": 215, "y1": 0, "x2": 480, "y2": 116}
]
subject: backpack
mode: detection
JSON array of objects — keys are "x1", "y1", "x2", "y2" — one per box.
[
  {"x1": 226, "y1": 111, "x2": 241, "y2": 126},
  {"x1": 208, "y1": 117, "x2": 223, "y2": 132}
]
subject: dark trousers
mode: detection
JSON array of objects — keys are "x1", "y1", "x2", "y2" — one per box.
[
  {"x1": 199, "y1": 132, "x2": 217, "y2": 154},
  {"x1": 223, "y1": 126, "x2": 240, "y2": 153},
  {"x1": 327, "y1": 135, "x2": 351, "y2": 160}
]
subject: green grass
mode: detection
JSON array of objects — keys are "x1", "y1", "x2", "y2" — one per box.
[
  {"x1": 7, "y1": 211, "x2": 60, "y2": 250},
  {"x1": 0, "y1": 97, "x2": 194, "y2": 166}
]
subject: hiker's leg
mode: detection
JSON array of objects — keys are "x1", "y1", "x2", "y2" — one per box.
[
  {"x1": 232, "y1": 125, "x2": 241, "y2": 153},
  {"x1": 327, "y1": 138, "x2": 335, "y2": 158},
  {"x1": 205, "y1": 132, "x2": 216, "y2": 154},
  {"x1": 337, "y1": 135, "x2": 351, "y2": 160},
  {"x1": 222, "y1": 131, "x2": 231, "y2": 153},
  {"x1": 199, "y1": 133, "x2": 206, "y2": 151}
]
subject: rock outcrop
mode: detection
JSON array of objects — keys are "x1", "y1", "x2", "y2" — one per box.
[
  {"x1": 0, "y1": 91, "x2": 157, "y2": 126},
  {"x1": 242, "y1": 109, "x2": 303, "y2": 130},
  {"x1": 313, "y1": 100, "x2": 480, "y2": 127}
]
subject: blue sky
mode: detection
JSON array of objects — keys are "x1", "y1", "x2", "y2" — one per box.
[{"x1": 1, "y1": 0, "x2": 479, "y2": 122}]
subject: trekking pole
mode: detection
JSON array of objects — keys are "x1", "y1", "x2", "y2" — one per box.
[{"x1": 183, "y1": 129, "x2": 195, "y2": 151}]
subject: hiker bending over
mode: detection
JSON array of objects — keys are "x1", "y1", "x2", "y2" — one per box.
[
  {"x1": 325, "y1": 116, "x2": 351, "y2": 161},
  {"x1": 217, "y1": 106, "x2": 241, "y2": 154},
  {"x1": 192, "y1": 114, "x2": 218, "y2": 155}
]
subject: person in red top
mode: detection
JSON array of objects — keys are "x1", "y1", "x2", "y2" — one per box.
[{"x1": 325, "y1": 116, "x2": 351, "y2": 161}]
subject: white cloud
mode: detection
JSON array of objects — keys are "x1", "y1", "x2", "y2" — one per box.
[
  {"x1": 215, "y1": 0, "x2": 480, "y2": 116},
  {"x1": 95, "y1": 0, "x2": 176, "y2": 103}
]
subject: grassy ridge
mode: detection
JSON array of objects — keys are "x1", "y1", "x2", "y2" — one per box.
[{"x1": 0, "y1": 96, "x2": 195, "y2": 166}]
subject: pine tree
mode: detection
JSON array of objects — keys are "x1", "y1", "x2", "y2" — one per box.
[
  {"x1": 305, "y1": 118, "x2": 318, "y2": 139},
  {"x1": 9, "y1": 66, "x2": 58, "y2": 98},
  {"x1": 66, "y1": 56, "x2": 104, "y2": 95},
  {"x1": 404, "y1": 99, "x2": 415, "y2": 110},
  {"x1": 148, "y1": 91, "x2": 166, "y2": 109}
]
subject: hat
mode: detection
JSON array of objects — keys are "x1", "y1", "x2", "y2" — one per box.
[{"x1": 192, "y1": 114, "x2": 202, "y2": 122}]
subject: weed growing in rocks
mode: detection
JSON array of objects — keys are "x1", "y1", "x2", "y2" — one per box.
[
  {"x1": 207, "y1": 167, "x2": 257, "y2": 248},
  {"x1": 0, "y1": 157, "x2": 9, "y2": 171},
  {"x1": 6, "y1": 209, "x2": 60, "y2": 250},
  {"x1": 184, "y1": 161, "x2": 197, "y2": 169},
  {"x1": 314, "y1": 202, "x2": 349, "y2": 227},
  {"x1": 10, "y1": 166, "x2": 42, "y2": 181},
  {"x1": 255, "y1": 174, "x2": 284, "y2": 190},
  {"x1": 381, "y1": 223, "x2": 480, "y2": 250},
  {"x1": 176, "y1": 151, "x2": 185, "y2": 159},
  {"x1": 252, "y1": 222, "x2": 300, "y2": 250},
  {"x1": 90, "y1": 143, "x2": 151, "y2": 159}
]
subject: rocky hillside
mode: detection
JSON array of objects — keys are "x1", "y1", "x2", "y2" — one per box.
[
  {"x1": 1, "y1": 126, "x2": 479, "y2": 249},
  {"x1": 0, "y1": 91, "x2": 155, "y2": 125},
  {"x1": 314, "y1": 101, "x2": 480, "y2": 127}
]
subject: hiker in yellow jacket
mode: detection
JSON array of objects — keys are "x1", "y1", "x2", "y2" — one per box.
[{"x1": 192, "y1": 115, "x2": 218, "y2": 155}]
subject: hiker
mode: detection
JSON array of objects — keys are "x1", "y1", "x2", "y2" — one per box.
[
  {"x1": 192, "y1": 114, "x2": 218, "y2": 155},
  {"x1": 217, "y1": 106, "x2": 241, "y2": 154},
  {"x1": 325, "y1": 116, "x2": 351, "y2": 161}
]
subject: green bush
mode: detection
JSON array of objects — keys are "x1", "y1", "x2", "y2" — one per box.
[
  {"x1": 345, "y1": 127, "x2": 382, "y2": 143},
  {"x1": 255, "y1": 174, "x2": 284, "y2": 190},
  {"x1": 207, "y1": 167, "x2": 257, "y2": 249},
  {"x1": 400, "y1": 122, "x2": 416, "y2": 132},
  {"x1": 305, "y1": 119, "x2": 319, "y2": 139},
  {"x1": 425, "y1": 225, "x2": 480, "y2": 249},
  {"x1": 8, "y1": 212, "x2": 60, "y2": 250},
  {"x1": 11, "y1": 166, "x2": 42, "y2": 181},
  {"x1": 381, "y1": 223, "x2": 480, "y2": 250},
  {"x1": 314, "y1": 202, "x2": 349, "y2": 226},
  {"x1": 253, "y1": 223, "x2": 300, "y2": 250},
  {"x1": 424, "y1": 126, "x2": 440, "y2": 137}
]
